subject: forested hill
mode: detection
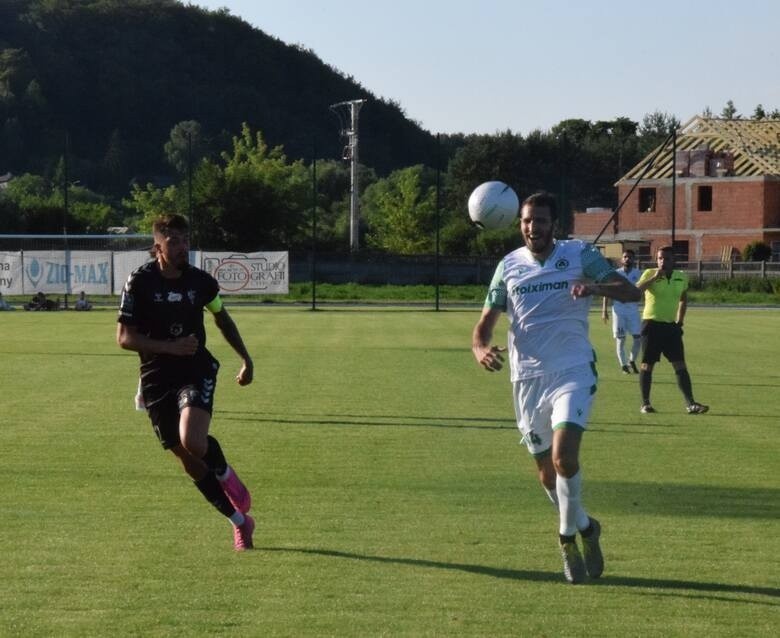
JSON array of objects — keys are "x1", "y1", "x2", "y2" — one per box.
[{"x1": 0, "y1": 0, "x2": 438, "y2": 188}]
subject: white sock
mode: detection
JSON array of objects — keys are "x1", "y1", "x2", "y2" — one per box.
[
  {"x1": 229, "y1": 511, "x2": 245, "y2": 526},
  {"x1": 556, "y1": 471, "x2": 590, "y2": 536},
  {"x1": 630, "y1": 337, "x2": 641, "y2": 363},
  {"x1": 544, "y1": 487, "x2": 560, "y2": 510},
  {"x1": 616, "y1": 337, "x2": 627, "y2": 366}
]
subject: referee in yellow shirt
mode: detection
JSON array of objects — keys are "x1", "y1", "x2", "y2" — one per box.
[{"x1": 636, "y1": 246, "x2": 709, "y2": 414}]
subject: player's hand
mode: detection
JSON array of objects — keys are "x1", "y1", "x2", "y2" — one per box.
[
  {"x1": 236, "y1": 360, "x2": 254, "y2": 386},
  {"x1": 168, "y1": 334, "x2": 198, "y2": 356},
  {"x1": 474, "y1": 344, "x2": 506, "y2": 372},
  {"x1": 571, "y1": 283, "x2": 592, "y2": 298}
]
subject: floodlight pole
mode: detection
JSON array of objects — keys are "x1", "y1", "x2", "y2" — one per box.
[{"x1": 331, "y1": 99, "x2": 366, "y2": 252}]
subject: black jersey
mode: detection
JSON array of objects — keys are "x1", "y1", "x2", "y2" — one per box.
[{"x1": 118, "y1": 261, "x2": 221, "y2": 391}]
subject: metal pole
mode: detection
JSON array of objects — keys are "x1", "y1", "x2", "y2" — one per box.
[
  {"x1": 331, "y1": 99, "x2": 366, "y2": 252},
  {"x1": 348, "y1": 101, "x2": 364, "y2": 252},
  {"x1": 311, "y1": 143, "x2": 317, "y2": 311},
  {"x1": 187, "y1": 132, "x2": 195, "y2": 248},
  {"x1": 671, "y1": 128, "x2": 677, "y2": 249},
  {"x1": 63, "y1": 131, "x2": 69, "y2": 237},
  {"x1": 434, "y1": 133, "x2": 441, "y2": 311}
]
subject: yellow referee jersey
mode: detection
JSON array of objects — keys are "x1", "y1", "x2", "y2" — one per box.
[{"x1": 638, "y1": 269, "x2": 688, "y2": 322}]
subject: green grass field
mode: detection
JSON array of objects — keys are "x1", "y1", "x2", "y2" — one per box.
[{"x1": 1, "y1": 306, "x2": 778, "y2": 637}]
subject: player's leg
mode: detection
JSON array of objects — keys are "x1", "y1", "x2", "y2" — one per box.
[
  {"x1": 639, "y1": 322, "x2": 660, "y2": 412},
  {"x1": 628, "y1": 312, "x2": 642, "y2": 372},
  {"x1": 549, "y1": 369, "x2": 602, "y2": 582},
  {"x1": 179, "y1": 398, "x2": 254, "y2": 550},
  {"x1": 612, "y1": 313, "x2": 629, "y2": 371},
  {"x1": 666, "y1": 335, "x2": 708, "y2": 414},
  {"x1": 629, "y1": 335, "x2": 641, "y2": 372},
  {"x1": 513, "y1": 380, "x2": 556, "y2": 508},
  {"x1": 179, "y1": 377, "x2": 252, "y2": 513}
]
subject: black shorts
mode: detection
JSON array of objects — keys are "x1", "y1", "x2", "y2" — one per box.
[
  {"x1": 145, "y1": 374, "x2": 218, "y2": 449},
  {"x1": 641, "y1": 320, "x2": 685, "y2": 365}
]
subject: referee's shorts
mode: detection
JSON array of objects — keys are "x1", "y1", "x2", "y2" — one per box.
[{"x1": 641, "y1": 319, "x2": 684, "y2": 364}]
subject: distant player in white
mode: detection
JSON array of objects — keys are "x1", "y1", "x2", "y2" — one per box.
[
  {"x1": 601, "y1": 250, "x2": 642, "y2": 374},
  {"x1": 471, "y1": 192, "x2": 641, "y2": 584}
]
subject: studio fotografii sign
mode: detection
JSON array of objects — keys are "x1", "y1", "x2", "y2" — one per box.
[{"x1": 202, "y1": 252, "x2": 289, "y2": 295}]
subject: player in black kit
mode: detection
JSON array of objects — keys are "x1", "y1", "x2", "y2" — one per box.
[{"x1": 117, "y1": 214, "x2": 256, "y2": 550}]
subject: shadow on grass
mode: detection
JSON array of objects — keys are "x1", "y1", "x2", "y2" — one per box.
[
  {"x1": 218, "y1": 411, "x2": 516, "y2": 431},
  {"x1": 257, "y1": 546, "x2": 779, "y2": 601},
  {"x1": 589, "y1": 481, "x2": 779, "y2": 520}
]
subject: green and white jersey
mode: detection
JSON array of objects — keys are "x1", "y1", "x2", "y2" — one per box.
[{"x1": 485, "y1": 239, "x2": 614, "y2": 381}]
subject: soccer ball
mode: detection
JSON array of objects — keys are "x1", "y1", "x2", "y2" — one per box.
[{"x1": 467, "y1": 181, "x2": 519, "y2": 230}]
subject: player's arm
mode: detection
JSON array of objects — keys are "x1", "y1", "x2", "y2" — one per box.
[
  {"x1": 472, "y1": 306, "x2": 505, "y2": 372},
  {"x1": 116, "y1": 322, "x2": 198, "y2": 356},
  {"x1": 572, "y1": 274, "x2": 640, "y2": 302},
  {"x1": 574, "y1": 245, "x2": 641, "y2": 302},
  {"x1": 636, "y1": 269, "x2": 661, "y2": 292},
  {"x1": 676, "y1": 290, "x2": 688, "y2": 326},
  {"x1": 208, "y1": 297, "x2": 254, "y2": 386}
]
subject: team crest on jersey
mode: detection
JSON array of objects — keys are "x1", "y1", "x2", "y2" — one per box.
[
  {"x1": 555, "y1": 258, "x2": 570, "y2": 270},
  {"x1": 167, "y1": 291, "x2": 183, "y2": 302},
  {"x1": 170, "y1": 323, "x2": 183, "y2": 336},
  {"x1": 154, "y1": 293, "x2": 163, "y2": 303},
  {"x1": 187, "y1": 289, "x2": 196, "y2": 304}
]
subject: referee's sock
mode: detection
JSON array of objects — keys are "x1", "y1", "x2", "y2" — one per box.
[
  {"x1": 639, "y1": 369, "x2": 652, "y2": 405},
  {"x1": 675, "y1": 368, "x2": 695, "y2": 405}
]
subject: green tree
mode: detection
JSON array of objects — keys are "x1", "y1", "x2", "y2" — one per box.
[
  {"x1": 218, "y1": 123, "x2": 310, "y2": 250},
  {"x1": 164, "y1": 120, "x2": 207, "y2": 176},
  {"x1": 720, "y1": 100, "x2": 739, "y2": 119},
  {"x1": 361, "y1": 165, "x2": 438, "y2": 254}
]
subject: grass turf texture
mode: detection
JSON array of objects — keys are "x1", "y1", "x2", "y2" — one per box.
[{"x1": 0, "y1": 307, "x2": 777, "y2": 636}]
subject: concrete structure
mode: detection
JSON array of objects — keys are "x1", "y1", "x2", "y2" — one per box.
[{"x1": 572, "y1": 117, "x2": 780, "y2": 261}]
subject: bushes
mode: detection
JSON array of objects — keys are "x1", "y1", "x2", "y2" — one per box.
[{"x1": 742, "y1": 241, "x2": 772, "y2": 261}]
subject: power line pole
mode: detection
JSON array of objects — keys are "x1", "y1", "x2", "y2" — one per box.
[{"x1": 330, "y1": 99, "x2": 366, "y2": 252}]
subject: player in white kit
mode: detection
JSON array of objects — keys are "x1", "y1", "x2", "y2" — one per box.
[
  {"x1": 472, "y1": 192, "x2": 641, "y2": 584},
  {"x1": 601, "y1": 250, "x2": 642, "y2": 374}
]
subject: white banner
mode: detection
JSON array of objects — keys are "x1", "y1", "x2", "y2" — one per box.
[
  {"x1": 0, "y1": 252, "x2": 23, "y2": 294},
  {"x1": 201, "y1": 252, "x2": 289, "y2": 295},
  {"x1": 112, "y1": 251, "x2": 154, "y2": 295},
  {"x1": 23, "y1": 251, "x2": 112, "y2": 294}
]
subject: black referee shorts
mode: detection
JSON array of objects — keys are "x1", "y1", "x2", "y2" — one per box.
[{"x1": 641, "y1": 320, "x2": 685, "y2": 365}]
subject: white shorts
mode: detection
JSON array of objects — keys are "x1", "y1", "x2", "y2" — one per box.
[
  {"x1": 612, "y1": 309, "x2": 641, "y2": 339},
  {"x1": 512, "y1": 364, "x2": 597, "y2": 457}
]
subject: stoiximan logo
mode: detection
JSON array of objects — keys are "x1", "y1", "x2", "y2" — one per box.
[
  {"x1": 555, "y1": 258, "x2": 569, "y2": 270},
  {"x1": 512, "y1": 280, "x2": 569, "y2": 296}
]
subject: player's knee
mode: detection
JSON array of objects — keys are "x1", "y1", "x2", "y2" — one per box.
[
  {"x1": 180, "y1": 432, "x2": 207, "y2": 458},
  {"x1": 552, "y1": 453, "x2": 579, "y2": 478}
]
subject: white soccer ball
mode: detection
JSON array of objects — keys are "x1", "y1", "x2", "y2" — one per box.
[{"x1": 467, "y1": 181, "x2": 519, "y2": 230}]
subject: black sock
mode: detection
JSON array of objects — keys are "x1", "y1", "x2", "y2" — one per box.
[
  {"x1": 194, "y1": 472, "x2": 234, "y2": 518},
  {"x1": 639, "y1": 369, "x2": 653, "y2": 405},
  {"x1": 675, "y1": 369, "x2": 694, "y2": 404},
  {"x1": 580, "y1": 521, "x2": 595, "y2": 537},
  {"x1": 559, "y1": 533, "x2": 576, "y2": 544},
  {"x1": 202, "y1": 435, "x2": 228, "y2": 476}
]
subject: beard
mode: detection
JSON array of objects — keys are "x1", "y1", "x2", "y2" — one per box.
[{"x1": 523, "y1": 227, "x2": 554, "y2": 254}]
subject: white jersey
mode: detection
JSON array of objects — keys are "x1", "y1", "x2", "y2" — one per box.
[
  {"x1": 612, "y1": 267, "x2": 641, "y2": 316},
  {"x1": 485, "y1": 239, "x2": 614, "y2": 381}
]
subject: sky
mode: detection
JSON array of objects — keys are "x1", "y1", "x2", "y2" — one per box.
[{"x1": 192, "y1": 0, "x2": 780, "y2": 135}]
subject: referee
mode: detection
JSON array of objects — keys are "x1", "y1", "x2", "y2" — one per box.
[{"x1": 636, "y1": 246, "x2": 709, "y2": 414}]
